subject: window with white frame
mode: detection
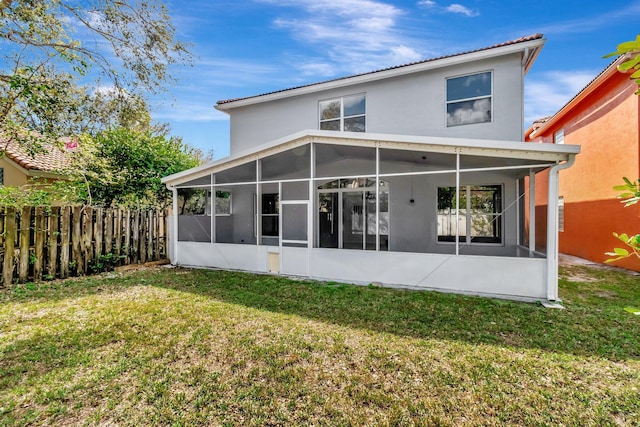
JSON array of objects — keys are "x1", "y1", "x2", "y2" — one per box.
[
  {"x1": 319, "y1": 94, "x2": 366, "y2": 132},
  {"x1": 437, "y1": 185, "x2": 502, "y2": 244},
  {"x1": 554, "y1": 129, "x2": 564, "y2": 144},
  {"x1": 446, "y1": 71, "x2": 492, "y2": 127}
]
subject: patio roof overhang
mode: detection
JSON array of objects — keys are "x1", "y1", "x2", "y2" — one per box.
[{"x1": 163, "y1": 130, "x2": 580, "y2": 189}]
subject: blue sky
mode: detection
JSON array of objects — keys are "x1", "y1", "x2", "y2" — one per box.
[{"x1": 152, "y1": 0, "x2": 640, "y2": 159}]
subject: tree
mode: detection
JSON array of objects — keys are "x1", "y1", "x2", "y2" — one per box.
[
  {"x1": 604, "y1": 34, "x2": 640, "y2": 94},
  {"x1": 0, "y1": 0, "x2": 191, "y2": 148},
  {"x1": 64, "y1": 128, "x2": 206, "y2": 208}
]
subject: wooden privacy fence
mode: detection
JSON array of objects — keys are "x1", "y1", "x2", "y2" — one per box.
[{"x1": 0, "y1": 206, "x2": 169, "y2": 286}]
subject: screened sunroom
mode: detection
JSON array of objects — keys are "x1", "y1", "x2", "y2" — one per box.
[{"x1": 163, "y1": 130, "x2": 579, "y2": 302}]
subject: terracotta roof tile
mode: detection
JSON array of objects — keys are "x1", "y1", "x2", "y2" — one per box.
[
  {"x1": 216, "y1": 33, "x2": 544, "y2": 106},
  {"x1": 0, "y1": 136, "x2": 71, "y2": 172}
]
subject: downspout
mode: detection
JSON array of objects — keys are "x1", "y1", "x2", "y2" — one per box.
[
  {"x1": 545, "y1": 155, "x2": 576, "y2": 301},
  {"x1": 165, "y1": 184, "x2": 179, "y2": 266}
]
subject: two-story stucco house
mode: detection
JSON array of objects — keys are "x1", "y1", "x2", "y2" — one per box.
[{"x1": 162, "y1": 34, "x2": 580, "y2": 303}]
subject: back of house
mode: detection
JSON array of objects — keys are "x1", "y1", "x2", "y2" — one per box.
[{"x1": 163, "y1": 34, "x2": 581, "y2": 303}]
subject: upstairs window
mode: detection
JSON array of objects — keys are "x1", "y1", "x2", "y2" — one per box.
[
  {"x1": 319, "y1": 94, "x2": 366, "y2": 132},
  {"x1": 446, "y1": 71, "x2": 492, "y2": 127},
  {"x1": 554, "y1": 129, "x2": 565, "y2": 144}
]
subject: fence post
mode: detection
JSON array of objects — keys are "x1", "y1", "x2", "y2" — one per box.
[
  {"x1": 72, "y1": 206, "x2": 83, "y2": 275},
  {"x1": 146, "y1": 210, "x2": 153, "y2": 262},
  {"x1": 105, "y1": 208, "x2": 113, "y2": 256},
  {"x1": 33, "y1": 207, "x2": 45, "y2": 281},
  {"x1": 124, "y1": 209, "x2": 131, "y2": 264},
  {"x1": 18, "y1": 207, "x2": 31, "y2": 282},
  {"x1": 60, "y1": 206, "x2": 71, "y2": 278},
  {"x1": 82, "y1": 207, "x2": 93, "y2": 273},
  {"x1": 114, "y1": 209, "x2": 122, "y2": 263},
  {"x1": 48, "y1": 207, "x2": 60, "y2": 280},
  {"x1": 132, "y1": 210, "x2": 140, "y2": 264},
  {"x1": 3, "y1": 207, "x2": 16, "y2": 286},
  {"x1": 94, "y1": 207, "x2": 103, "y2": 261}
]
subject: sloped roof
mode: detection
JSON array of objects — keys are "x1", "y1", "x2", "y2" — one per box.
[
  {"x1": 526, "y1": 56, "x2": 626, "y2": 139},
  {"x1": 216, "y1": 33, "x2": 544, "y2": 108},
  {"x1": 0, "y1": 136, "x2": 70, "y2": 172}
]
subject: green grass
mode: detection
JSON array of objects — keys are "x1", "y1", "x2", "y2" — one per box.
[{"x1": 1, "y1": 264, "x2": 639, "y2": 426}]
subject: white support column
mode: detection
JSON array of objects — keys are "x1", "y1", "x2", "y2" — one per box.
[
  {"x1": 310, "y1": 142, "x2": 316, "y2": 249},
  {"x1": 529, "y1": 170, "x2": 536, "y2": 257},
  {"x1": 212, "y1": 174, "x2": 216, "y2": 244},
  {"x1": 375, "y1": 145, "x2": 380, "y2": 252},
  {"x1": 545, "y1": 157, "x2": 575, "y2": 301},
  {"x1": 256, "y1": 159, "x2": 260, "y2": 246},
  {"x1": 455, "y1": 151, "x2": 460, "y2": 256},
  {"x1": 172, "y1": 187, "x2": 179, "y2": 265},
  {"x1": 546, "y1": 166, "x2": 560, "y2": 301}
]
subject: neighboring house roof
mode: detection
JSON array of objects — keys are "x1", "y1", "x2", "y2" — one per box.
[
  {"x1": 0, "y1": 137, "x2": 70, "y2": 173},
  {"x1": 525, "y1": 56, "x2": 628, "y2": 139},
  {"x1": 216, "y1": 33, "x2": 545, "y2": 111}
]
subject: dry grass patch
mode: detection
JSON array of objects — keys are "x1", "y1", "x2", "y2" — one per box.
[{"x1": 1, "y1": 265, "x2": 639, "y2": 425}]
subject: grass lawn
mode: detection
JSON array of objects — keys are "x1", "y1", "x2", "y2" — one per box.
[{"x1": 1, "y1": 264, "x2": 639, "y2": 426}]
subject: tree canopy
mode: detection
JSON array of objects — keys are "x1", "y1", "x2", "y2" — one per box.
[
  {"x1": 67, "y1": 128, "x2": 205, "y2": 208},
  {"x1": 0, "y1": 0, "x2": 191, "y2": 147}
]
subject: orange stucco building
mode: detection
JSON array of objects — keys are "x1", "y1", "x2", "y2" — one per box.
[{"x1": 525, "y1": 56, "x2": 640, "y2": 271}]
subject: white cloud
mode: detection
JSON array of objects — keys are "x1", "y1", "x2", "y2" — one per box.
[
  {"x1": 257, "y1": 0, "x2": 426, "y2": 75},
  {"x1": 524, "y1": 70, "x2": 597, "y2": 125},
  {"x1": 417, "y1": 1, "x2": 479, "y2": 16},
  {"x1": 445, "y1": 4, "x2": 478, "y2": 16},
  {"x1": 447, "y1": 98, "x2": 491, "y2": 126}
]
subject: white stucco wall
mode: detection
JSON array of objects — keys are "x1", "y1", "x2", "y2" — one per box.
[
  {"x1": 173, "y1": 242, "x2": 547, "y2": 301},
  {"x1": 227, "y1": 54, "x2": 524, "y2": 155}
]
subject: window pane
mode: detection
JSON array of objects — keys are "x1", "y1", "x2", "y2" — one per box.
[
  {"x1": 344, "y1": 94, "x2": 365, "y2": 116},
  {"x1": 320, "y1": 100, "x2": 341, "y2": 120},
  {"x1": 447, "y1": 98, "x2": 491, "y2": 126},
  {"x1": 262, "y1": 193, "x2": 279, "y2": 214},
  {"x1": 262, "y1": 216, "x2": 279, "y2": 237},
  {"x1": 215, "y1": 191, "x2": 231, "y2": 215},
  {"x1": 469, "y1": 185, "x2": 501, "y2": 243},
  {"x1": 437, "y1": 186, "x2": 463, "y2": 242},
  {"x1": 178, "y1": 188, "x2": 209, "y2": 215},
  {"x1": 344, "y1": 116, "x2": 365, "y2": 132},
  {"x1": 320, "y1": 120, "x2": 340, "y2": 131},
  {"x1": 446, "y1": 72, "x2": 491, "y2": 101}
]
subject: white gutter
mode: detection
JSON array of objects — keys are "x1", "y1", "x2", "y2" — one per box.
[{"x1": 545, "y1": 155, "x2": 577, "y2": 301}]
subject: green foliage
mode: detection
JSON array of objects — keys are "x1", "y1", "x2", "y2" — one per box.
[
  {"x1": 612, "y1": 177, "x2": 640, "y2": 207},
  {"x1": 0, "y1": 185, "x2": 52, "y2": 207},
  {"x1": 604, "y1": 34, "x2": 640, "y2": 94},
  {"x1": 605, "y1": 177, "x2": 640, "y2": 264},
  {"x1": 64, "y1": 128, "x2": 203, "y2": 208},
  {"x1": 89, "y1": 253, "x2": 125, "y2": 273},
  {"x1": 0, "y1": 0, "x2": 192, "y2": 148}
]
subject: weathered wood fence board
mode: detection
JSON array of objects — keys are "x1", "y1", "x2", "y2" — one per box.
[{"x1": 0, "y1": 206, "x2": 169, "y2": 287}]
